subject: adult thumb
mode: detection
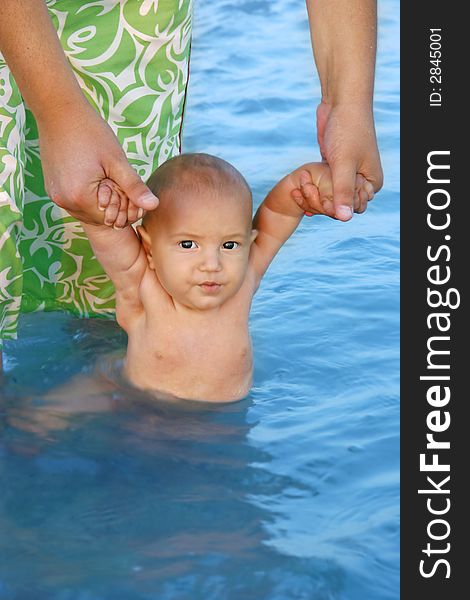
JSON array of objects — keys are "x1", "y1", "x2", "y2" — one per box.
[
  {"x1": 331, "y1": 163, "x2": 356, "y2": 221},
  {"x1": 114, "y1": 161, "x2": 159, "y2": 210}
]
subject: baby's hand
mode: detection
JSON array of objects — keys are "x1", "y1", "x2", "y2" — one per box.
[
  {"x1": 291, "y1": 163, "x2": 374, "y2": 220},
  {"x1": 98, "y1": 179, "x2": 144, "y2": 228}
]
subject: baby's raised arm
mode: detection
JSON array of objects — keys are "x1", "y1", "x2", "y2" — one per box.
[
  {"x1": 80, "y1": 181, "x2": 148, "y2": 318},
  {"x1": 250, "y1": 162, "x2": 372, "y2": 280}
]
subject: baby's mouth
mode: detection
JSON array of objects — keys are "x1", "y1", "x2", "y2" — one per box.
[{"x1": 199, "y1": 281, "x2": 223, "y2": 293}]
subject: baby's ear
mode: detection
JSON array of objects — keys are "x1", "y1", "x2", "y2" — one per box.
[
  {"x1": 250, "y1": 229, "x2": 258, "y2": 244},
  {"x1": 136, "y1": 225, "x2": 155, "y2": 270}
]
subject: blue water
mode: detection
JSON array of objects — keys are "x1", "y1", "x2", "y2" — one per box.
[{"x1": 0, "y1": 1, "x2": 399, "y2": 599}]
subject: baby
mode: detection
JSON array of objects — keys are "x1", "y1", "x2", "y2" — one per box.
[{"x1": 81, "y1": 153, "x2": 373, "y2": 402}]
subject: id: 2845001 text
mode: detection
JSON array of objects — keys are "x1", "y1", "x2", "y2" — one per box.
[{"x1": 429, "y1": 29, "x2": 442, "y2": 107}]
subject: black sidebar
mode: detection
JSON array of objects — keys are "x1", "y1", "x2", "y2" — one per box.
[{"x1": 401, "y1": 4, "x2": 467, "y2": 599}]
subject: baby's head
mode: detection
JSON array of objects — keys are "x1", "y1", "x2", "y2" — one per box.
[{"x1": 138, "y1": 153, "x2": 257, "y2": 310}]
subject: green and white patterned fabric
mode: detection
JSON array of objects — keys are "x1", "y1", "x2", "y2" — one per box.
[{"x1": 0, "y1": 0, "x2": 193, "y2": 345}]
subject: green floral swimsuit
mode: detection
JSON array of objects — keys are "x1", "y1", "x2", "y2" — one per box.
[{"x1": 0, "y1": 0, "x2": 193, "y2": 346}]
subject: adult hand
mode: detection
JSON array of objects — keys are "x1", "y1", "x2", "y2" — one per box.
[
  {"x1": 316, "y1": 100, "x2": 383, "y2": 221},
  {"x1": 37, "y1": 103, "x2": 158, "y2": 226},
  {"x1": 291, "y1": 166, "x2": 374, "y2": 218}
]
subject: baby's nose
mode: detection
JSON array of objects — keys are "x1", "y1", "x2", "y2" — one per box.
[{"x1": 199, "y1": 249, "x2": 222, "y2": 271}]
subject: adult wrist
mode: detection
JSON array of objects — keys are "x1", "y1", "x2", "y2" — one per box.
[
  {"x1": 319, "y1": 60, "x2": 375, "y2": 108},
  {"x1": 320, "y1": 82, "x2": 374, "y2": 108},
  {"x1": 319, "y1": 96, "x2": 374, "y2": 115},
  {"x1": 34, "y1": 94, "x2": 94, "y2": 130}
]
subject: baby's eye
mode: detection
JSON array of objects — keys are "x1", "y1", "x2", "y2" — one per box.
[
  {"x1": 179, "y1": 240, "x2": 197, "y2": 249},
  {"x1": 222, "y1": 241, "x2": 239, "y2": 250}
]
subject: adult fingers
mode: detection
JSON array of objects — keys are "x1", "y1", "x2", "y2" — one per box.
[
  {"x1": 364, "y1": 179, "x2": 375, "y2": 201},
  {"x1": 354, "y1": 174, "x2": 370, "y2": 214},
  {"x1": 330, "y1": 162, "x2": 356, "y2": 221},
  {"x1": 356, "y1": 188, "x2": 369, "y2": 214},
  {"x1": 112, "y1": 160, "x2": 159, "y2": 210}
]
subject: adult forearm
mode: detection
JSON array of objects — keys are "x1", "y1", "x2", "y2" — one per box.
[
  {"x1": 306, "y1": 0, "x2": 377, "y2": 106},
  {"x1": 0, "y1": 1, "x2": 159, "y2": 223},
  {"x1": 0, "y1": 0, "x2": 89, "y2": 124}
]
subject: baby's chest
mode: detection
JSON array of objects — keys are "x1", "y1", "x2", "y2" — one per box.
[{"x1": 143, "y1": 317, "x2": 251, "y2": 370}]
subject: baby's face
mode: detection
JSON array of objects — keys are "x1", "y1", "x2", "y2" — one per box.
[{"x1": 144, "y1": 189, "x2": 256, "y2": 311}]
